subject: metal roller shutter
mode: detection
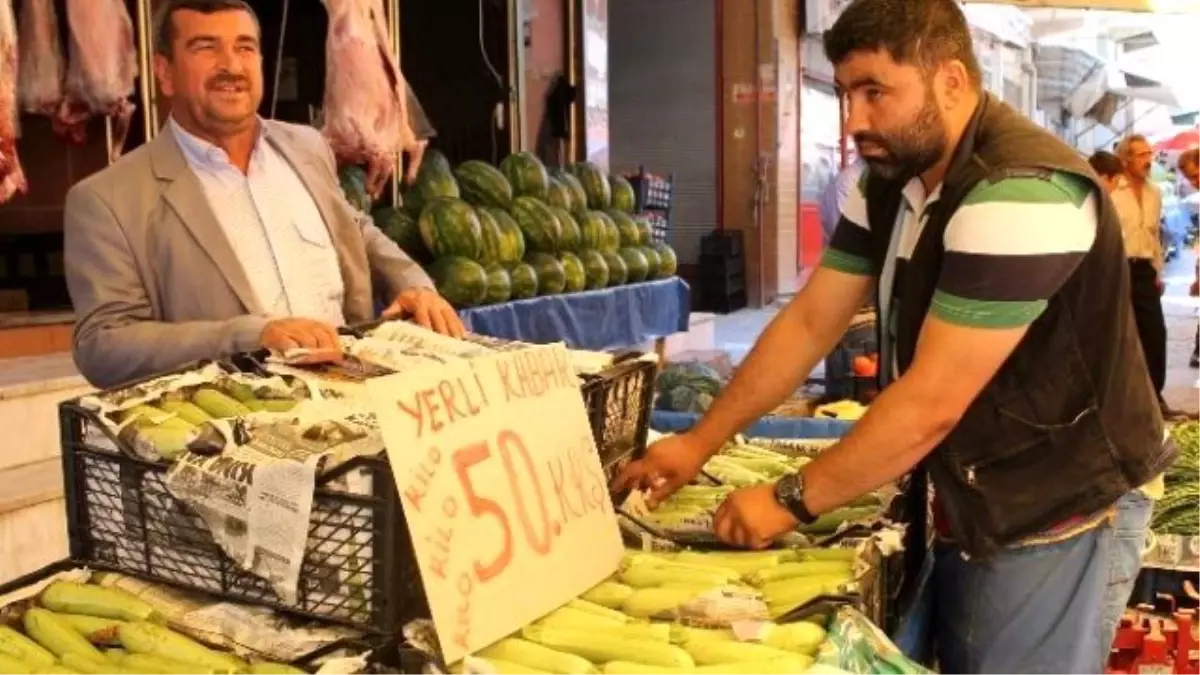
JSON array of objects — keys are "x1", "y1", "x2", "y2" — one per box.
[{"x1": 608, "y1": 0, "x2": 717, "y2": 265}]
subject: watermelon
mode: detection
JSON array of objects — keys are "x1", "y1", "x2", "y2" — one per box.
[
  {"x1": 483, "y1": 263, "x2": 512, "y2": 304},
  {"x1": 619, "y1": 247, "x2": 650, "y2": 283},
  {"x1": 475, "y1": 208, "x2": 507, "y2": 265},
  {"x1": 510, "y1": 196, "x2": 561, "y2": 253},
  {"x1": 373, "y1": 207, "x2": 431, "y2": 264},
  {"x1": 579, "y1": 249, "x2": 610, "y2": 290},
  {"x1": 525, "y1": 252, "x2": 566, "y2": 295},
  {"x1": 339, "y1": 166, "x2": 372, "y2": 213},
  {"x1": 550, "y1": 207, "x2": 583, "y2": 252},
  {"x1": 484, "y1": 207, "x2": 526, "y2": 266},
  {"x1": 455, "y1": 160, "x2": 513, "y2": 208},
  {"x1": 570, "y1": 162, "x2": 612, "y2": 210},
  {"x1": 610, "y1": 174, "x2": 637, "y2": 213},
  {"x1": 500, "y1": 152, "x2": 550, "y2": 199},
  {"x1": 545, "y1": 179, "x2": 573, "y2": 210},
  {"x1": 579, "y1": 211, "x2": 609, "y2": 251},
  {"x1": 640, "y1": 246, "x2": 662, "y2": 279},
  {"x1": 652, "y1": 241, "x2": 679, "y2": 277},
  {"x1": 634, "y1": 216, "x2": 655, "y2": 245},
  {"x1": 428, "y1": 256, "x2": 488, "y2": 308},
  {"x1": 550, "y1": 168, "x2": 589, "y2": 214},
  {"x1": 418, "y1": 199, "x2": 483, "y2": 260},
  {"x1": 404, "y1": 172, "x2": 460, "y2": 215},
  {"x1": 421, "y1": 148, "x2": 453, "y2": 176},
  {"x1": 509, "y1": 262, "x2": 539, "y2": 300},
  {"x1": 558, "y1": 252, "x2": 586, "y2": 293},
  {"x1": 600, "y1": 212, "x2": 621, "y2": 252},
  {"x1": 608, "y1": 210, "x2": 642, "y2": 247},
  {"x1": 601, "y1": 251, "x2": 628, "y2": 286}
]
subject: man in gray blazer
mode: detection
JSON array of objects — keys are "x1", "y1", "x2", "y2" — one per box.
[{"x1": 65, "y1": 0, "x2": 462, "y2": 388}]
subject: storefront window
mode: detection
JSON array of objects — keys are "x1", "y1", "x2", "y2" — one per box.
[{"x1": 800, "y1": 82, "x2": 842, "y2": 205}]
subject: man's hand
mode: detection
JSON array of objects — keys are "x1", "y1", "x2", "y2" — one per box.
[
  {"x1": 260, "y1": 318, "x2": 342, "y2": 360},
  {"x1": 713, "y1": 483, "x2": 799, "y2": 549},
  {"x1": 1157, "y1": 276, "x2": 1166, "y2": 296},
  {"x1": 383, "y1": 287, "x2": 465, "y2": 337},
  {"x1": 611, "y1": 432, "x2": 710, "y2": 507},
  {"x1": 1190, "y1": 279, "x2": 1198, "y2": 297}
]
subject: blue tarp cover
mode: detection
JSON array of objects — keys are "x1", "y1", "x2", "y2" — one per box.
[{"x1": 459, "y1": 278, "x2": 691, "y2": 351}]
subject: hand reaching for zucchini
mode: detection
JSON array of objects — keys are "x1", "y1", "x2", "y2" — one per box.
[
  {"x1": 713, "y1": 484, "x2": 800, "y2": 550},
  {"x1": 612, "y1": 432, "x2": 710, "y2": 507}
]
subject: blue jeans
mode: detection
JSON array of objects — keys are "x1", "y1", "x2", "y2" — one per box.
[
  {"x1": 934, "y1": 524, "x2": 1113, "y2": 673},
  {"x1": 1101, "y1": 491, "x2": 1154, "y2": 651}
]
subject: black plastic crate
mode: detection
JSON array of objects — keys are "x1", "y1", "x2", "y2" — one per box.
[
  {"x1": 59, "y1": 341, "x2": 656, "y2": 635},
  {"x1": 627, "y1": 167, "x2": 673, "y2": 212},
  {"x1": 0, "y1": 559, "x2": 401, "y2": 671},
  {"x1": 700, "y1": 230, "x2": 743, "y2": 258},
  {"x1": 578, "y1": 355, "x2": 657, "y2": 484},
  {"x1": 640, "y1": 211, "x2": 670, "y2": 243},
  {"x1": 58, "y1": 363, "x2": 422, "y2": 635}
]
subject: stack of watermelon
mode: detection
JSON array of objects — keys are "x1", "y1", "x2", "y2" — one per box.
[{"x1": 346, "y1": 150, "x2": 679, "y2": 309}]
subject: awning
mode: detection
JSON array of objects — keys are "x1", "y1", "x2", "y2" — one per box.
[
  {"x1": 1035, "y1": 44, "x2": 1175, "y2": 123},
  {"x1": 962, "y1": 0, "x2": 1200, "y2": 13}
]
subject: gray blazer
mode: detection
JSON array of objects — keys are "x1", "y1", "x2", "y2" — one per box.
[{"x1": 64, "y1": 120, "x2": 434, "y2": 389}]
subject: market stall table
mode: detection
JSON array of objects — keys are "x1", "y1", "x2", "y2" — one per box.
[{"x1": 458, "y1": 278, "x2": 690, "y2": 354}]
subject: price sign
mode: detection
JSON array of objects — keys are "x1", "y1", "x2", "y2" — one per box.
[{"x1": 366, "y1": 344, "x2": 624, "y2": 663}]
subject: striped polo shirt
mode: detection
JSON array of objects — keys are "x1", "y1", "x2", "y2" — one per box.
[{"x1": 822, "y1": 169, "x2": 1108, "y2": 546}]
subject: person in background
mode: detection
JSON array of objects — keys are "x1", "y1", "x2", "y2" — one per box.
[
  {"x1": 819, "y1": 157, "x2": 866, "y2": 247},
  {"x1": 1086, "y1": 145, "x2": 1168, "y2": 652},
  {"x1": 64, "y1": 0, "x2": 464, "y2": 389},
  {"x1": 1089, "y1": 150, "x2": 1124, "y2": 192},
  {"x1": 1177, "y1": 148, "x2": 1199, "y2": 367},
  {"x1": 616, "y1": 0, "x2": 1170, "y2": 671},
  {"x1": 1113, "y1": 135, "x2": 1169, "y2": 410}
]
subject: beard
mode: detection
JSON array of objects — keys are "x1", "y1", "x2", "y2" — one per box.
[{"x1": 854, "y1": 90, "x2": 947, "y2": 182}]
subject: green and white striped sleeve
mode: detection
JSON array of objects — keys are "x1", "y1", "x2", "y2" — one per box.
[
  {"x1": 820, "y1": 169, "x2": 877, "y2": 277},
  {"x1": 932, "y1": 171, "x2": 1098, "y2": 329}
]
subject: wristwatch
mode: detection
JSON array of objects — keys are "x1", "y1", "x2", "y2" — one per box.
[{"x1": 774, "y1": 472, "x2": 818, "y2": 525}]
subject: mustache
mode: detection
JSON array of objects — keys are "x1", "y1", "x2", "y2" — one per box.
[
  {"x1": 853, "y1": 133, "x2": 892, "y2": 152},
  {"x1": 206, "y1": 74, "x2": 249, "y2": 89}
]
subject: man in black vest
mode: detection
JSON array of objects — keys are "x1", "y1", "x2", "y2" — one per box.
[{"x1": 615, "y1": 0, "x2": 1171, "y2": 671}]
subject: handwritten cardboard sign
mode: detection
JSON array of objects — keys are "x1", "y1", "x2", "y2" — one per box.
[{"x1": 367, "y1": 343, "x2": 624, "y2": 663}]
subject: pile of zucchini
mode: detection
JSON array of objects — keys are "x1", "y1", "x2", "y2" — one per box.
[
  {"x1": 633, "y1": 439, "x2": 886, "y2": 539},
  {"x1": 462, "y1": 549, "x2": 854, "y2": 674},
  {"x1": 0, "y1": 581, "x2": 303, "y2": 674},
  {"x1": 108, "y1": 375, "x2": 309, "y2": 462},
  {"x1": 1151, "y1": 421, "x2": 1199, "y2": 536}
]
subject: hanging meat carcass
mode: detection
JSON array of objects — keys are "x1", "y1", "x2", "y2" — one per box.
[
  {"x1": 18, "y1": 0, "x2": 65, "y2": 116},
  {"x1": 56, "y1": 0, "x2": 138, "y2": 163},
  {"x1": 0, "y1": 0, "x2": 27, "y2": 205},
  {"x1": 320, "y1": 0, "x2": 417, "y2": 198}
]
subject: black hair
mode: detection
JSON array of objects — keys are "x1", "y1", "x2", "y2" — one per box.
[
  {"x1": 1088, "y1": 151, "x2": 1124, "y2": 179},
  {"x1": 153, "y1": 0, "x2": 259, "y2": 59},
  {"x1": 822, "y1": 0, "x2": 983, "y2": 88}
]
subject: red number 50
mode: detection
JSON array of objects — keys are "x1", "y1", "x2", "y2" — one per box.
[{"x1": 452, "y1": 431, "x2": 553, "y2": 584}]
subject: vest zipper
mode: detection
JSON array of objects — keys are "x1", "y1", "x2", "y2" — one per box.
[{"x1": 966, "y1": 466, "x2": 977, "y2": 485}]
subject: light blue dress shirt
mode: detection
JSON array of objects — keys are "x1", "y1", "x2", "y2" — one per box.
[{"x1": 170, "y1": 117, "x2": 346, "y2": 326}]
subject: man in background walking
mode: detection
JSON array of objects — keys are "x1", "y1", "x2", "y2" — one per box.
[{"x1": 1113, "y1": 135, "x2": 1168, "y2": 409}]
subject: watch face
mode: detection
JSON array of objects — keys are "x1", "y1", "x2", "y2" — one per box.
[
  {"x1": 775, "y1": 473, "x2": 813, "y2": 523},
  {"x1": 776, "y1": 473, "x2": 803, "y2": 506}
]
